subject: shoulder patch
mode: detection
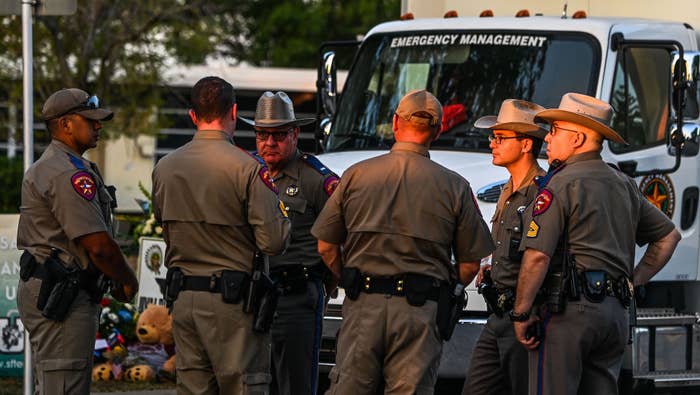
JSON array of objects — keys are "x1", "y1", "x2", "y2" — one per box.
[
  {"x1": 527, "y1": 220, "x2": 540, "y2": 238},
  {"x1": 323, "y1": 175, "x2": 340, "y2": 197},
  {"x1": 532, "y1": 189, "x2": 553, "y2": 216},
  {"x1": 258, "y1": 167, "x2": 278, "y2": 194},
  {"x1": 71, "y1": 171, "x2": 96, "y2": 201}
]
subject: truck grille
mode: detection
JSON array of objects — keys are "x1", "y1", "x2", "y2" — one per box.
[{"x1": 477, "y1": 180, "x2": 506, "y2": 203}]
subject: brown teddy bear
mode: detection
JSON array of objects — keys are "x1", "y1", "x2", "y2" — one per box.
[{"x1": 123, "y1": 304, "x2": 176, "y2": 382}]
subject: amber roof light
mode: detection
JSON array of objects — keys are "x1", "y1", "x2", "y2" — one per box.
[
  {"x1": 480, "y1": 10, "x2": 494, "y2": 17},
  {"x1": 400, "y1": 12, "x2": 414, "y2": 20},
  {"x1": 444, "y1": 10, "x2": 458, "y2": 18},
  {"x1": 572, "y1": 10, "x2": 587, "y2": 19},
  {"x1": 515, "y1": 9, "x2": 530, "y2": 17}
]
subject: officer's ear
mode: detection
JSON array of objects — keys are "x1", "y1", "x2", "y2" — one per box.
[
  {"x1": 230, "y1": 103, "x2": 237, "y2": 122},
  {"x1": 188, "y1": 109, "x2": 198, "y2": 127},
  {"x1": 521, "y1": 137, "x2": 533, "y2": 154}
]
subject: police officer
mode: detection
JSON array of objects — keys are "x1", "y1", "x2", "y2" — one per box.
[
  {"x1": 463, "y1": 99, "x2": 547, "y2": 395},
  {"x1": 241, "y1": 91, "x2": 339, "y2": 395},
  {"x1": 312, "y1": 89, "x2": 494, "y2": 394},
  {"x1": 17, "y1": 88, "x2": 139, "y2": 394},
  {"x1": 512, "y1": 93, "x2": 681, "y2": 395},
  {"x1": 152, "y1": 77, "x2": 291, "y2": 394}
]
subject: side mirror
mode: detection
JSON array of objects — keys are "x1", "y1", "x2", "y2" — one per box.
[
  {"x1": 316, "y1": 117, "x2": 332, "y2": 150},
  {"x1": 668, "y1": 122, "x2": 700, "y2": 157},
  {"x1": 671, "y1": 53, "x2": 700, "y2": 119},
  {"x1": 320, "y1": 51, "x2": 338, "y2": 117}
]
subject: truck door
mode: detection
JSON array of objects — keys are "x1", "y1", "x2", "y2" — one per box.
[{"x1": 604, "y1": 39, "x2": 700, "y2": 281}]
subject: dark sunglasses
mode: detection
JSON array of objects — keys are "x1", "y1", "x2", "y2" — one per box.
[
  {"x1": 60, "y1": 95, "x2": 100, "y2": 117},
  {"x1": 255, "y1": 128, "x2": 293, "y2": 142}
]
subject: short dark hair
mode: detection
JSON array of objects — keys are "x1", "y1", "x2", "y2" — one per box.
[
  {"x1": 191, "y1": 76, "x2": 236, "y2": 122},
  {"x1": 529, "y1": 136, "x2": 544, "y2": 158}
]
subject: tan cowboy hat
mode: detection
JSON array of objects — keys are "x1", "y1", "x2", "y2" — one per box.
[
  {"x1": 474, "y1": 99, "x2": 548, "y2": 139},
  {"x1": 534, "y1": 92, "x2": 627, "y2": 144},
  {"x1": 239, "y1": 91, "x2": 315, "y2": 128}
]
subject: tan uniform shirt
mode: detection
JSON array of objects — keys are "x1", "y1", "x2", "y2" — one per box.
[
  {"x1": 491, "y1": 164, "x2": 545, "y2": 289},
  {"x1": 152, "y1": 130, "x2": 290, "y2": 276},
  {"x1": 17, "y1": 140, "x2": 113, "y2": 269},
  {"x1": 521, "y1": 151, "x2": 675, "y2": 279},
  {"x1": 267, "y1": 150, "x2": 338, "y2": 268},
  {"x1": 311, "y1": 141, "x2": 494, "y2": 282}
]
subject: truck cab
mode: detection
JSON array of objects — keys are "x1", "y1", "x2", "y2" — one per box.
[{"x1": 316, "y1": 11, "x2": 700, "y2": 389}]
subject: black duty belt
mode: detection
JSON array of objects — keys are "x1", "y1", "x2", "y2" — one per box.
[
  {"x1": 181, "y1": 274, "x2": 224, "y2": 293},
  {"x1": 360, "y1": 275, "x2": 441, "y2": 302},
  {"x1": 271, "y1": 264, "x2": 326, "y2": 295},
  {"x1": 28, "y1": 262, "x2": 95, "y2": 290}
]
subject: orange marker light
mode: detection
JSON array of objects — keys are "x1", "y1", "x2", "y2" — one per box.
[
  {"x1": 515, "y1": 9, "x2": 530, "y2": 17},
  {"x1": 400, "y1": 12, "x2": 414, "y2": 21},
  {"x1": 444, "y1": 10, "x2": 458, "y2": 18},
  {"x1": 572, "y1": 10, "x2": 587, "y2": 19},
  {"x1": 480, "y1": 10, "x2": 494, "y2": 17}
]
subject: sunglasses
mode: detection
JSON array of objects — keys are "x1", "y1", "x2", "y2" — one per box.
[
  {"x1": 255, "y1": 128, "x2": 293, "y2": 142},
  {"x1": 60, "y1": 95, "x2": 100, "y2": 118}
]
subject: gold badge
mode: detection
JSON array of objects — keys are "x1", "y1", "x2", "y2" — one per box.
[
  {"x1": 286, "y1": 185, "x2": 299, "y2": 196},
  {"x1": 278, "y1": 200, "x2": 289, "y2": 218},
  {"x1": 527, "y1": 220, "x2": 539, "y2": 238}
]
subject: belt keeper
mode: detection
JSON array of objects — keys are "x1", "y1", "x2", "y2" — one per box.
[{"x1": 209, "y1": 274, "x2": 217, "y2": 291}]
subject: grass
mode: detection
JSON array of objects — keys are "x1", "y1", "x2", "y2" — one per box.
[{"x1": 0, "y1": 377, "x2": 175, "y2": 394}]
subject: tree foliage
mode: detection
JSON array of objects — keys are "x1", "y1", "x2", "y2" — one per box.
[{"x1": 220, "y1": 0, "x2": 400, "y2": 68}]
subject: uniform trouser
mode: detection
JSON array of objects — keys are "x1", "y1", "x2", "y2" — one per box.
[
  {"x1": 528, "y1": 298, "x2": 628, "y2": 395},
  {"x1": 326, "y1": 293, "x2": 442, "y2": 395},
  {"x1": 462, "y1": 313, "x2": 529, "y2": 395},
  {"x1": 172, "y1": 290, "x2": 271, "y2": 395},
  {"x1": 17, "y1": 277, "x2": 99, "y2": 395},
  {"x1": 271, "y1": 279, "x2": 324, "y2": 395}
]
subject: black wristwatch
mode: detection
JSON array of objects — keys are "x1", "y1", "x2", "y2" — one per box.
[{"x1": 509, "y1": 310, "x2": 530, "y2": 322}]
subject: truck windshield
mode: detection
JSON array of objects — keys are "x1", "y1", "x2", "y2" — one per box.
[{"x1": 326, "y1": 31, "x2": 600, "y2": 152}]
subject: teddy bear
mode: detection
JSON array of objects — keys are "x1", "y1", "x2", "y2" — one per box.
[{"x1": 122, "y1": 304, "x2": 176, "y2": 382}]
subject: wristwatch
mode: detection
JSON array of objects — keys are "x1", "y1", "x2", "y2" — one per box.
[{"x1": 509, "y1": 310, "x2": 530, "y2": 322}]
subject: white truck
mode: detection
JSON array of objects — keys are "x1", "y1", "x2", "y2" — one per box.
[{"x1": 315, "y1": 2, "x2": 700, "y2": 391}]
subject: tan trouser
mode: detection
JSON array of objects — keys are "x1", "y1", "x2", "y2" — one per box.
[
  {"x1": 326, "y1": 293, "x2": 442, "y2": 395},
  {"x1": 172, "y1": 290, "x2": 271, "y2": 395},
  {"x1": 17, "y1": 277, "x2": 99, "y2": 395},
  {"x1": 527, "y1": 298, "x2": 627, "y2": 395}
]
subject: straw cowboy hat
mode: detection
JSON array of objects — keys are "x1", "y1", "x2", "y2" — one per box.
[
  {"x1": 474, "y1": 99, "x2": 548, "y2": 139},
  {"x1": 239, "y1": 91, "x2": 315, "y2": 128},
  {"x1": 534, "y1": 92, "x2": 627, "y2": 144}
]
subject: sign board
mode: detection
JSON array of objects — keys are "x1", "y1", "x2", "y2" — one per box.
[
  {"x1": 0, "y1": 215, "x2": 24, "y2": 377},
  {"x1": 135, "y1": 237, "x2": 167, "y2": 311},
  {"x1": 0, "y1": 0, "x2": 76, "y2": 15}
]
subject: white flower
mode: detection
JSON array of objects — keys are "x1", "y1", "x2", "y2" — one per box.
[
  {"x1": 155, "y1": 226, "x2": 163, "y2": 235},
  {"x1": 143, "y1": 224, "x2": 153, "y2": 235}
]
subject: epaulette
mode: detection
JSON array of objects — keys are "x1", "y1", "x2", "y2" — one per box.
[
  {"x1": 66, "y1": 153, "x2": 87, "y2": 170},
  {"x1": 534, "y1": 160, "x2": 565, "y2": 191},
  {"x1": 607, "y1": 162, "x2": 620, "y2": 171},
  {"x1": 299, "y1": 153, "x2": 335, "y2": 177},
  {"x1": 300, "y1": 153, "x2": 340, "y2": 196}
]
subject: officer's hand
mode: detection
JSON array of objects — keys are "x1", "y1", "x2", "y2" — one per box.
[
  {"x1": 476, "y1": 264, "x2": 491, "y2": 287},
  {"x1": 514, "y1": 316, "x2": 540, "y2": 350},
  {"x1": 111, "y1": 281, "x2": 138, "y2": 302}
]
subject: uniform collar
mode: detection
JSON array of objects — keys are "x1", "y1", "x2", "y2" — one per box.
[
  {"x1": 564, "y1": 150, "x2": 602, "y2": 165},
  {"x1": 391, "y1": 141, "x2": 430, "y2": 158},
  {"x1": 50, "y1": 139, "x2": 83, "y2": 158},
  {"x1": 502, "y1": 163, "x2": 544, "y2": 196},
  {"x1": 274, "y1": 150, "x2": 302, "y2": 181},
  {"x1": 193, "y1": 130, "x2": 232, "y2": 142}
]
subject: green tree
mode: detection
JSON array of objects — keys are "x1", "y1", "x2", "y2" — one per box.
[{"x1": 219, "y1": 0, "x2": 400, "y2": 68}]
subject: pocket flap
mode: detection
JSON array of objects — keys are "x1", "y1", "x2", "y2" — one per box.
[
  {"x1": 243, "y1": 372, "x2": 272, "y2": 385},
  {"x1": 39, "y1": 358, "x2": 87, "y2": 372}
]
